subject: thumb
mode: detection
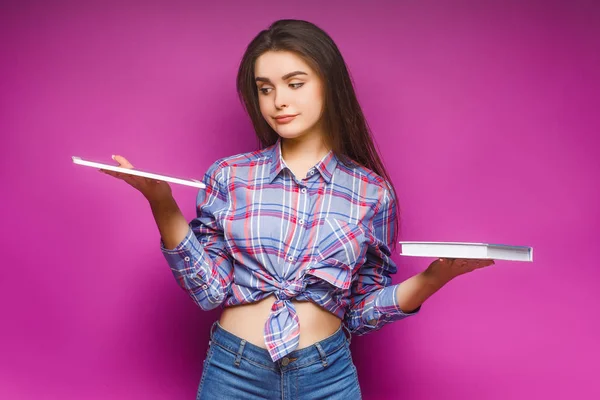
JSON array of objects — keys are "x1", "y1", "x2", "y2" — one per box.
[{"x1": 112, "y1": 154, "x2": 134, "y2": 169}]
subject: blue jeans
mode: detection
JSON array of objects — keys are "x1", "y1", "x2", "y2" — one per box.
[{"x1": 197, "y1": 321, "x2": 362, "y2": 399}]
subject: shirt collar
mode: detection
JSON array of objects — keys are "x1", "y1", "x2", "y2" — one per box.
[{"x1": 268, "y1": 137, "x2": 337, "y2": 184}]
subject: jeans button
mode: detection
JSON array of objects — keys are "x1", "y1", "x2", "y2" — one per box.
[{"x1": 281, "y1": 357, "x2": 290, "y2": 366}]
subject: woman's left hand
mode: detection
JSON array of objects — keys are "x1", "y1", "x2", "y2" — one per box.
[{"x1": 424, "y1": 258, "x2": 495, "y2": 286}]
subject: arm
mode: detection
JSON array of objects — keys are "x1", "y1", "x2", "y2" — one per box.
[
  {"x1": 396, "y1": 257, "x2": 496, "y2": 311},
  {"x1": 159, "y1": 161, "x2": 234, "y2": 310},
  {"x1": 149, "y1": 196, "x2": 190, "y2": 250},
  {"x1": 344, "y1": 183, "x2": 420, "y2": 335},
  {"x1": 343, "y1": 181, "x2": 495, "y2": 333},
  {"x1": 101, "y1": 155, "x2": 234, "y2": 310},
  {"x1": 394, "y1": 269, "x2": 447, "y2": 313}
]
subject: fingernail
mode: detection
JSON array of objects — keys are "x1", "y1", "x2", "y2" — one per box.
[{"x1": 111, "y1": 155, "x2": 115, "y2": 160}]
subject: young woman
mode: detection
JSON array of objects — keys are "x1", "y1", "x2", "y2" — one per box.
[{"x1": 102, "y1": 19, "x2": 494, "y2": 400}]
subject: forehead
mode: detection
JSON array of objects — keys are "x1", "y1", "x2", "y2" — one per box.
[{"x1": 254, "y1": 50, "x2": 315, "y2": 78}]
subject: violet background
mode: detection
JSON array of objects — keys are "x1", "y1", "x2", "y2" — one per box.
[{"x1": 1, "y1": 1, "x2": 598, "y2": 398}]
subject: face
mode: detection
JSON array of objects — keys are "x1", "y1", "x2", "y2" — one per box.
[{"x1": 254, "y1": 50, "x2": 326, "y2": 142}]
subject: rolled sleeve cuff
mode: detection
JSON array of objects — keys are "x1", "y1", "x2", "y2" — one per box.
[
  {"x1": 160, "y1": 227, "x2": 207, "y2": 281},
  {"x1": 365, "y1": 285, "x2": 421, "y2": 327},
  {"x1": 160, "y1": 226, "x2": 195, "y2": 255},
  {"x1": 160, "y1": 227, "x2": 228, "y2": 310}
]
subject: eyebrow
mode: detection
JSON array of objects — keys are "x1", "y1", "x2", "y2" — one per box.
[{"x1": 255, "y1": 71, "x2": 308, "y2": 84}]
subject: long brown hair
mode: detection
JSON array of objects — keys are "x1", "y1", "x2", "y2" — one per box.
[{"x1": 236, "y1": 19, "x2": 400, "y2": 247}]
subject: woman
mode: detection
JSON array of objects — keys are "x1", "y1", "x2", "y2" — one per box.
[{"x1": 102, "y1": 19, "x2": 494, "y2": 400}]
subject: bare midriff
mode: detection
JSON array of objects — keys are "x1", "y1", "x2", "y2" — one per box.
[{"x1": 219, "y1": 294, "x2": 342, "y2": 349}]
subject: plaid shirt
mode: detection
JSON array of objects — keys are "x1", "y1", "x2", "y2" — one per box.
[{"x1": 161, "y1": 139, "x2": 419, "y2": 362}]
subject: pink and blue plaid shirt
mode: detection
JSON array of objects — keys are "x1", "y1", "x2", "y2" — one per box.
[{"x1": 161, "y1": 139, "x2": 419, "y2": 362}]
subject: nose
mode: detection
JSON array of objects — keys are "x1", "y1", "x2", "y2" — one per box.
[{"x1": 274, "y1": 88, "x2": 289, "y2": 109}]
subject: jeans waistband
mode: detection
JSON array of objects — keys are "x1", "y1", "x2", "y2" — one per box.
[{"x1": 208, "y1": 320, "x2": 351, "y2": 371}]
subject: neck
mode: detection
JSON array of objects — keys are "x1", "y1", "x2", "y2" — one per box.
[{"x1": 280, "y1": 134, "x2": 331, "y2": 166}]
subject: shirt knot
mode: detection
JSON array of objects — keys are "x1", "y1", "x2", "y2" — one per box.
[{"x1": 275, "y1": 279, "x2": 305, "y2": 301}]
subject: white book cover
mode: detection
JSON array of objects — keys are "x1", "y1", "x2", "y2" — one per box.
[{"x1": 398, "y1": 241, "x2": 533, "y2": 262}]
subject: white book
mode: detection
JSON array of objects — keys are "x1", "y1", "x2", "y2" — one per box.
[
  {"x1": 398, "y1": 241, "x2": 533, "y2": 262},
  {"x1": 72, "y1": 156, "x2": 206, "y2": 189}
]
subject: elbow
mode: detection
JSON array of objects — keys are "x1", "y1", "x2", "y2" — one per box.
[
  {"x1": 179, "y1": 281, "x2": 226, "y2": 311},
  {"x1": 177, "y1": 268, "x2": 227, "y2": 311},
  {"x1": 196, "y1": 291, "x2": 226, "y2": 311},
  {"x1": 196, "y1": 298, "x2": 223, "y2": 311}
]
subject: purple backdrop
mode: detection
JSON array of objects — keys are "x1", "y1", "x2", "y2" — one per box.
[{"x1": 1, "y1": 1, "x2": 598, "y2": 399}]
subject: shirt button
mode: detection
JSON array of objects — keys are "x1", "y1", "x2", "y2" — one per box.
[
  {"x1": 184, "y1": 256, "x2": 190, "y2": 262},
  {"x1": 309, "y1": 169, "x2": 315, "y2": 176},
  {"x1": 281, "y1": 357, "x2": 290, "y2": 366},
  {"x1": 287, "y1": 255, "x2": 294, "y2": 262},
  {"x1": 299, "y1": 219, "x2": 305, "y2": 225},
  {"x1": 301, "y1": 188, "x2": 307, "y2": 194},
  {"x1": 202, "y1": 284, "x2": 208, "y2": 290}
]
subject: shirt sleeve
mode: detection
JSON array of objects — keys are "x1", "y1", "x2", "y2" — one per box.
[
  {"x1": 160, "y1": 160, "x2": 234, "y2": 311},
  {"x1": 344, "y1": 181, "x2": 420, "y2": 335}
]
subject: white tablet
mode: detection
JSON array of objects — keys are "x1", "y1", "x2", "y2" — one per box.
[{"x1": 72, "y1": 156, "x2": 206, "y2": 189}]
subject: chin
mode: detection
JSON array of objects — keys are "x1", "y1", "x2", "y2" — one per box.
[
  {"x1": 274, "y1": 122, "x2": 321, "y2": 141},
  {"x1": 276, "y1": 130, "x2": 307, "y2": 140},
  {"x1": 273, "y1": 126, "x2": 309, "y2": 140}
]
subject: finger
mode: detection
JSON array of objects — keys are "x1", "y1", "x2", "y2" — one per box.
[
  {"x1": 120, "y1": 174, "x2": 138, "y2": 185},
  {"x1": 100, "y1": 169, "x2": 120, "y2": 178},
  {"x1": 112, "y1": 154, "x2": 134, "y2": 169},
  {"x1": 100, "y1": 169, "x2": 137, "y2": 185},
  {"x1": 144, "y1": 177, "x2": 163, "y2": 185},
  {"x1": 104, "y1": 170, "x2": 127, "y2": 180},
  {"x1": 101, "y1": 170, "x2": 130, "y2": 183},
  {"x1": 452, "y1": 259, "x2": 475, "y2": 270},
  {"x1": 473, "y1": 259, "x2": 494, "y2": 269}
]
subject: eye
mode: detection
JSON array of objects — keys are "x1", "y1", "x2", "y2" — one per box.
[
  {"x1": 259, "y1": 87, "x2": 273, "y2": 95},
  {"x1": 289, "y1": 83, "x2": 304, "y2": 89}
]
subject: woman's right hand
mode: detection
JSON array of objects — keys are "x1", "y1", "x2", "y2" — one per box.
[{"x1": 100, "y1": 155, "x2": 173, "y2": 205}]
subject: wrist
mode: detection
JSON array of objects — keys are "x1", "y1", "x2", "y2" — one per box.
[
  {"x1": 422, "y1": 267, "x2": 452, "y2": 289},
  {"x1": 148, "y1": 195, "x2": 177, "y2": 211}
]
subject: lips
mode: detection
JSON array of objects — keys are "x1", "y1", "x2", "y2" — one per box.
[{"x1": 273, "y1": 114, "x2": 298, "y2": 124}]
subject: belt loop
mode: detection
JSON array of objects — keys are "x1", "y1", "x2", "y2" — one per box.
[
  {"x1": 234, "y1": 339, "x2": 246, "y2": 367},
  {"x1": 342, "y1": 323, "x2": 352, "y2": 346},
  {"x1": 209, "y1": 320, "x2": 218, "y2": 343},
  {"x1": 314, "y1": 342, "x2": 328, "y2": 368}
]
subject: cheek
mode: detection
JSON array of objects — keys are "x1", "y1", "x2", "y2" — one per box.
[
  {"x1": 304, "y1": 93, "x2": 324, "y2": 118},
  {"x1": 258, "y1": 96, "x2": 271, "y2": 118},
  {"x1": 308, "y1": 85, "x2": 324, "y2": 113}
]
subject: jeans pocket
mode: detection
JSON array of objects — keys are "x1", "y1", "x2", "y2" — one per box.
[
  {"x1": 197, "y1": 342, "x2": 215, "y2": 400},
  {"x1": 344, "y1": 346, "x2": 362, "y2": 399},
  {"x1": 295, "y1": 344, "x2": 361, "y2": 399}
]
